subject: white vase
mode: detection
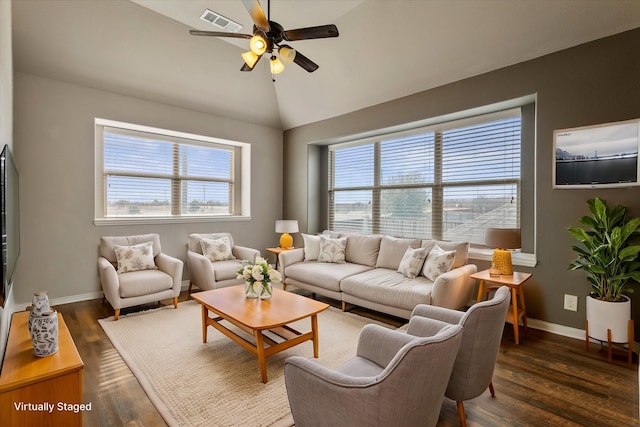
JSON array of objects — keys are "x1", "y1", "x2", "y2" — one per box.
[
  {"x1": 259, "y1": 282, "x2": 273, "y2": 299},
  {"x1": 245, "y1": 282, "x2": 259, "y2": 299},
  {"x1": 30, "y1": 309, "x2": 59, "y2": 357},
  {"x1": 29, "y1": 291, "x2": 50, "y2": 334},
  {"x1": 586, "y1": 294, "x2": 632, "y2": 343}
]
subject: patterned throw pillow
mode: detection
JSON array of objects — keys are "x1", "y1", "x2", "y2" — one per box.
[
  {"x1": 317, "y1": 236, "x2": 347, "y2": 264},
  {"x1": 113, "y1": 241, "x2": 158, "y2": 274},
  {"x1": 397, "y1": 247, "x2": 428, "y2": 279},
  {"x1": 422, "y1": 245, "x2": 456, "y2": 281},
  {"x1": 200, "y1": 237, "x2": 236, "y2": 262}
]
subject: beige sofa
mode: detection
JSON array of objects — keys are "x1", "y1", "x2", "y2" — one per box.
[{"x1": 279, "y1": 232, "x2": 477, "y2": 319}]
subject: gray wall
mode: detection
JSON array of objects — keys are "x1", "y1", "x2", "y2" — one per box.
[
  {"x1": 283, "y1": 28, "x2": 640, "y2": 334},
  {"x1": 12, "y1": 72, "x2": 283, "y2": 304}
]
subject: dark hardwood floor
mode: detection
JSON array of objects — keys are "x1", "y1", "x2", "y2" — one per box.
[{"x1": 54, "y1": 291, "x2": 639, "y2": 427}]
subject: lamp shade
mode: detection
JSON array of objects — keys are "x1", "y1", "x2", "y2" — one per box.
[
  {"x1": 276, "y1": 220, "x2": 299, "y2": 233},
  {"x1": 270, "y1": 56, "x2": 285, "y2": 74},
  {"x1": 241, "y1": 51, "x2": 260, "y2": 68},
  {"x1": 279, "y1": 45, "x2": 296, "y2": 64},
  {"x1": 485, "y1": 228, "x2": 521, "y2": 249},
  {"x1": 249, "y1": 35, "x2": 267, "y2": 55}
]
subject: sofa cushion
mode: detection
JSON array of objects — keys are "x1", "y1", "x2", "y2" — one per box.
[
  {"x1": 188, "y1": 233, "x2": 235, "y2": 254},
  {"x1": 100, "y1": 233, "x2": 162, "y2": 264},
  {"x1": 340, "y1": 268, "x2": 432, "y2": 311},
  {"x1": 284, "y1": 261, "x2": 372, "y2": 292},
  {"x1": 213, "y1": 259, "x2": 246, "y2": 281},
  {"x1": 422, "y1": 245, "x2": 456, "y2": 281},
  {"x1": 302, "y1": 233, "x2": 321, "y2": 261},
  {"x1": 376, "y1": 236, "x2": 422, "y2": 270},
  {"x1": 397, "y1": 247, "x2": 428, "y2": 279},
  {"x1": 318, "y1": 236, "x2": 347, "y2": 264},
  {"x1": 113, "y1": 241, "x2": 157, "y2": 273},
  {"x1": 421, "y1": 239, "x2": 468, "y2": 269},
  {"x1": 345, "y1": 234, "x2": 382, "y2": 267},
  {"x1": 118, "y1": 269, "x2": 173, "y2": 298},
  {"x1": 201, "y1": 236, "x2": 235, "y2": 262}
]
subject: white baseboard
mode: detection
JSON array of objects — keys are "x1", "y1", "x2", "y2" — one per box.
[{"x1": 14, "y1": 281, "x2": 191, "y2": 314}]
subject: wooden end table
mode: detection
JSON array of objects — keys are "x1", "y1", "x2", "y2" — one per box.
[
  {"x1": 471, "y1": 269, "x2": 532, "y2": 345},
  {"x1": 265, "y1": 247, "x2": 297, "y2": 270},
  {"x1": 191, "y1": 285, "x2": 329, "y2": 383}
]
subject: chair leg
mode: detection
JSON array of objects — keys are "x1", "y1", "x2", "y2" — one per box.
[
  {"x1": 456, "y1": 401, "x2": 467, "y2": 427},
  {"x1": 173, "y1": 296, "x2": 179, "y2": 309},
  {"x1": 187, "y1": 281, "x2": 193, "y2": 293},
  {"x1": 489, "y1": 381, "x2": 495, "y2": 396},
  {"x1": 114, "y1": 309, "x2": 120, "y2": 321}
]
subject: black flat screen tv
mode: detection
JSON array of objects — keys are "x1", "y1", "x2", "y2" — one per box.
[
  {"x1": 553, "y1": 118, "x2": 640, "y2": 189},
  {"x1": 1, "y1": 145, "x2": 19, "y2": 308}
]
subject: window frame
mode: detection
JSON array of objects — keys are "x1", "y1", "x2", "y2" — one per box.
[
  {"x1": 94, "y1": 118, "x2": 251, "y2": 225},
  {"x1": 328, "y1": 107, "x2": 536, "y2": 266}
]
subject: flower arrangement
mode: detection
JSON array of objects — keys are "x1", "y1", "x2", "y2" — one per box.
[{"x1": 237, "y1": 256, "x2": 282, "y2": 298}]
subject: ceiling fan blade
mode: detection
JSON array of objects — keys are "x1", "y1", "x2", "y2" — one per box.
[
  {"x1": 241, "y1": 0, "x2": 270, "y2": 33},
  {"x1": 284, "y1": 24, "x2": 339, "y2": 41},
  {"x1": 189, "y1": 30, "x2": 252, "y2": 39},
  {"x1": 292, "y1": 50, "x2": 319, "y2": 73}
]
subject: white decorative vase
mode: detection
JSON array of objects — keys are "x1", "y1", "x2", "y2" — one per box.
[
  {"x1": 29, "y1": 291, "x2": 50, "y2": 334},
  {"x1": 586, "y1": 294, "x2": 632, "y2": 343},
  {"x1": 30, "y1": 309, "x2": 59, "y2": 357},
  {"x1": 259, "y1": 282, "x2": 273, "y2": 300},
  {"x1": 245, "y1": 282, "x2": 259, "y2": 299}
]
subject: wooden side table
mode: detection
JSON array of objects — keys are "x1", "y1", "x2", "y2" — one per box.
[
  {"x1": 265, "y1": 247, "x2": 297, "y2": 270},
  {"x1": 471, "y1": 269, "x2": 532, "y2": 345}
]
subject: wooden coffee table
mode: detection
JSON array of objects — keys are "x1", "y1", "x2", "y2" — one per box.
[{"x1": 191, "y1": 285, "x2": 329, "y2": 383}]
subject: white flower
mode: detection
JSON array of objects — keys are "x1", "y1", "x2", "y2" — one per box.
[
  {"x1": 251, "y1": 265, "x2": 264, "y2": 281},
  {"x1": 268, "y1": 269, "x2": 282, "y2": 282}
]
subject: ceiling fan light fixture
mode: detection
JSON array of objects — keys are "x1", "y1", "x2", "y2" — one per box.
[
  {"x1": 249, "y1": 35, "x2": 267, "y2": 55},
  {"x1": 270, "y1": 55, "x2": 285, "y2": 74},
  {"x1": 279, "y1": 46, "x2": 296, "y2": 64},
  {"x1": 242, "y1": 50, "x2": 260, "y2": 68}
]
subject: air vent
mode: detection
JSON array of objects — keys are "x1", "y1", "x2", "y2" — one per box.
[{"x1": 200, "y1": 9, "x2": 242, "y2": 33}]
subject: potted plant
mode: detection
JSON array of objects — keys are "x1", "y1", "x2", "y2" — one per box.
[{"x1": 568, "y1": 197, "x2": 640, "y2": 344}]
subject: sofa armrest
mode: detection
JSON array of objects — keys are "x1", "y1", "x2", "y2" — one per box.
[
  {"x1": 155, "y1": 253, "x2": 184, "y2": 295},
  {"x1": 187, "y1": 250, "x2": 216, "y2": 290},
  {"x1": 98, "y1": 256, "x2": 120, "y2": 305},
  {"x1": 429, "y1": 263, "x2": 478, "y2": 310},
  {"x1": 233, "y1": 245, "x2": 260, "y2": 263},
  {"x1": 279, "y1": 248, "x2": 305, "y2": 276}
]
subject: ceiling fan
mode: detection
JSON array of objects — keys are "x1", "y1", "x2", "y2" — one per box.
[{"x1": 189, "y1": 0, "x2": 339, "y2": 77}]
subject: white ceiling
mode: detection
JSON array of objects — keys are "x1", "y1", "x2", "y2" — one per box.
[{"x1": 11, "y1": 0, "x2": 640, "y2": 130}]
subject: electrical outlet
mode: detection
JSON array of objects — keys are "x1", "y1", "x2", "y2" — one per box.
[{"x1": 564, "y1": 294, "x2": 578, "y2": 312}]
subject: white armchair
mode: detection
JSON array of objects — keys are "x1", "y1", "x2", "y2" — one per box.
[
  {"x1": 186, "y1": 233, "x2": 261, "y2": 292},
  {"x1": 98, "y1": 233, "x2": 184, "y2": 320}
]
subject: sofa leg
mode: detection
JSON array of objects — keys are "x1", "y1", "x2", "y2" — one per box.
[
  {"x1": 114, "y1": 309, "x2": 120, "y2": 321},
  {"x1": 342, "y1": 301, "x2": 346, "y2": 312},
  {"x1": 188, "y1": 281, "x2": 193, "y2": 293},
  {"x1": 489, "y1": 381, "x2": 495, "y2": 396},
  {"x1": 173, "y1": 297, "x2": 179, "y2": 309},
  {"x1": 282, "y1": 282, "x2": 287, "y2": 291}
]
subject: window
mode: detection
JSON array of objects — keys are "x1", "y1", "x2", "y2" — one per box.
[
  {"x1": 328, "y1": 109, "x2": 521, "y2": 246},
  {"x1": 95, "y1": 119, "x2": 250, "y2": 223}
]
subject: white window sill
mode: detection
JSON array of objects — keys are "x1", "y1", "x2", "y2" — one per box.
[
  {"x1": 468, "y1": 248, "x2": 537, "y2": 268},
  {"x1": 94, "y1": 215, "x2": 252, "y2": 226}
]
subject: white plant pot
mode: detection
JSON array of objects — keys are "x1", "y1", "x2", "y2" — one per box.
[{"x1": 586, "y1": 294, "x2": 632, "y2": 343}]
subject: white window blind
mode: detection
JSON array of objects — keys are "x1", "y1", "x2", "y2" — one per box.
[
  {"x1": 329, "y1": 109, "x2": 521, "y2": 245},
  {"x1": 99, "y1": 125, "x2": 237, "y2": 219}
]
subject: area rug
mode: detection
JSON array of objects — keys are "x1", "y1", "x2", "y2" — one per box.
[{"x1": 99, "y1": 300, "x2": 392, "y2": 427}]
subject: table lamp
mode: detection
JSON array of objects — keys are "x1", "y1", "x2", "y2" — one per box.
[
  {"x1": 276, "y1": 220, "x2": 299, "y2": 249},
  {"x1": 485, "y1": 228, "x2": 521, "y2": 276}
]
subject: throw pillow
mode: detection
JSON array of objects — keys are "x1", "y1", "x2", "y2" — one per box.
[
  {"x1": 422, "y1": 245, "x2": 456, "y2": 281},
  {"x1": 200, "y1": 236, "x2": 236, "y2": 262},
  {"x1": 113, "y1": 241, "x2": 158, "y2": 274},
  {"x1": 317, "y1": 236, "x2": 347, "y2": 264},
  {"x1": 302, "y1": 233, "x2": 322, "y2": 261},
  {"x1": 397, "y1": 247, "x2": 429, "y2": 279}
]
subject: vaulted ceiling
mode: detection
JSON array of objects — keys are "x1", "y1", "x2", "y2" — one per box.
[{"x1": 11, "y1": 0, "x2": 640, "y2": 130}]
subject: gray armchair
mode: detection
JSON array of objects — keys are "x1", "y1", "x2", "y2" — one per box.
[
  {"x1": 284, "y1": 316, "x2": 463, "y2": 427},
  {"x1": 410, "y1": 285, "x2": 511, "y2": 427},
  {"x1": 98, "y1": 233, "x2": 184, "y2": 320},
  {"x1": 186, "y1": 233, "x2": 260, "y2": 292}
]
